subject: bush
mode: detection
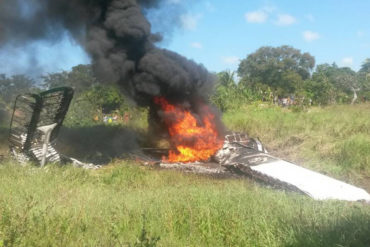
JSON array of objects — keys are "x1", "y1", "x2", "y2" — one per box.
[
  {"x1": 63, "y1": 85, "x2": 138, "y2": 127},
  {"x1": 64, "y1": 98, "x2": 99, "y2": 127},
  {"x1": 211, "y1": 84, "x2": 261, "y2": 112}
]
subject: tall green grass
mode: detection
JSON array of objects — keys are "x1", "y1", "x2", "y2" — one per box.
[
  {"x1": 0, "y1": 161, "x2": 369, "y2": 246},
  {"x1": 223, "y1": 103, "x2": 370, "y2": 180}
]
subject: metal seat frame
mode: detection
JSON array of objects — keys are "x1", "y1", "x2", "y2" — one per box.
[{"x1": 8, "y1": 87, "x2": 74, "y2": 165}]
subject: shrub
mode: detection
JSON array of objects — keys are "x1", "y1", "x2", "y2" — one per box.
[{"x1": 211, "y1": 84, "x2": 261, "y2": 112}]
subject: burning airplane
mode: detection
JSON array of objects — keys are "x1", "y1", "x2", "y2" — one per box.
[{"x1": 1, "y1": 0, "x2": 370, "y2": 202}]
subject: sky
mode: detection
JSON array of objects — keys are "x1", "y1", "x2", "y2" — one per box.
[
  {"x1": 160, "y1": 0, "x2": 370, "y2": 73},
  {"x1": 0, "y1": 0, "x2": 369, "y2": 77}
]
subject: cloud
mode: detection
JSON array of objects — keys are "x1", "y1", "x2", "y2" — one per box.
[
  {"x1": 261, "y1": 5, "x2": 276, "y2": 13},
  {"x1": 222, "y1": 56, "x2": 240, "y2": 65},
  {"x1": 341, "y1": 57, "x2": 353, "y2": 66},
  {"x1": 305, "y1": 14, "x2": 315, "y2": 22},
  {"x1": 190, "y1": 42, "x2": 203, "y2": 49},
  {"x1": 245, "y1": 10, "x2": 268, "y2": 23},
  {"x1": 302, "y1": 30, "x2": 320, "y2": 42},
  {"x1": 275, "y1": 14, "x2": 296, "y2": 26},
  {"x1": 180, "y1": 14, "x2": 202, "y2": 31}
]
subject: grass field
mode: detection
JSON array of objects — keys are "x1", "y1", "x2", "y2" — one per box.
[
  {"x1": 223, "y1": 103, "x2": 370, "y2": 190},
  {"x1": 0, "y1": 103, "x2": 369, "y2": 246},
  {"x1": 1, "y1": 161, "x2": 369, "y2": 247}
]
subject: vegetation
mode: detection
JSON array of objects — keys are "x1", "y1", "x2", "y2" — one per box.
[
  {"x1": 211, "y1": 70, "x2": 261, "y2": 112},
  {"x1": 42, "y1": 64, "x2": 98, "y2": 95},
  {"x1": 0, "y1": 160, "x2": 369, "y2": 247},
  {"x1": 229, "y1": 46, "x2": 370, "y2": 106},
  {"x1": 223, "y1": 103, "x2": 370, "y2": 181},
  {"x1": 0, "y1": 74, "x2": 39, "y2": 103},
  {"x1": 237, "y1": 46, "x2": 315, "y2": 96}
]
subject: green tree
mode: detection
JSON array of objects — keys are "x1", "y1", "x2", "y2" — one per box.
[
  {"x1": 42, "y1": 64, "x2": 97, "y2": 95},
  {"x1": 359, "y1": 58, "x2": 370, "y2": 74},
  {"x1": 358, "y1": 58, "x2": 370, "y2": 101},
  {"x1": 41, "y1": 71, "x2": 69, "y2": 89},
  {"x1": 217, "y1": 70, "x2": 236, "y2": 88},
  {"x1": 334, "y1": 67, "x2": 359, "y2": 104},
  {"x1": 0, "y1": 74, "x2": 37, "y2": 103},
  {"x1": 211, "y1": 71, "x2": 259, "y2": 111},
  {"x1": 237, "y1": 46, "x2": 315, "y2": 97},
  {"x1": 41, "y1": 64, "x2": 130, "y2": 126},
  {"x1": 84, "y1": 85, "x2": 127, "y2": 114},
  {"x1": 309, "y1": 63, "x2": 341, "y2": 104},
  {"x1": 302, "y1": 78, "x2": 336, "y2": 105},
  {"x1": 312, "y1": 63, "x2": 361, "y2": 104}
]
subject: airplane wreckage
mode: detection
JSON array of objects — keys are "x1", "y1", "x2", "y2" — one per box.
[{"x1": 7, "y1": 87, "x2": 370, "y2": 203}]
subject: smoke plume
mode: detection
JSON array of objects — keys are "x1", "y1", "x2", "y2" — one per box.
[{"x1": 0, "y1": 0, "x2": 214, "y2": 106}]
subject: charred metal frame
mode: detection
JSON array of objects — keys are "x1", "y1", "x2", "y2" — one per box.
[{"x1": 8, "y1": 87, "x2": 74, "y2": 164}]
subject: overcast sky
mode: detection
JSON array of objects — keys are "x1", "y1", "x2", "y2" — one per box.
[{"x1": 0, "y1": 0, "x2": 369, "y2": 77}]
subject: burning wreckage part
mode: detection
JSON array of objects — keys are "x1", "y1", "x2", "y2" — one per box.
[
  {"x1": 153, "y1": 97, "x2": 224, "y2": 163},
  {"x1": 9, "y1": 87, "x2": 100, "y2": 169},
  {"x1": 151, "y1": 133, "x2": 370, "y2": 203}
]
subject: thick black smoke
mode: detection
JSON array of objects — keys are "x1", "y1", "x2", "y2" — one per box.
[{"x1": 0, "y1": 0, "x2": 214, "y2": 106}]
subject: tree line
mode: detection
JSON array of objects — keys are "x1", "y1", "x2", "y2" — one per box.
[
  {"x1": 213, "y1": 46, "x2": 370, "y2": 111},
  {"x1": 1, "y1": 45, "x2": 370, "y2": 120},
  {"x1": 0, "y1": 65, "x2": 131, "y2": 126}
]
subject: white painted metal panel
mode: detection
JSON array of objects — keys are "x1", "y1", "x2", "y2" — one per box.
[{"x1": 251, "y1": 160, "x2": 370, "y2": 202}]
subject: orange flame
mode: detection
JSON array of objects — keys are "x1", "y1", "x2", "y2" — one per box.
[{"x1": 154, "y1": 97, "x2": 223, "y2": 163}]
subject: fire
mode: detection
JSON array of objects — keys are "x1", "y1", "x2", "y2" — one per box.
[{"x1": 154, "y1": 97, "x2": 223, "y2": 163}]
